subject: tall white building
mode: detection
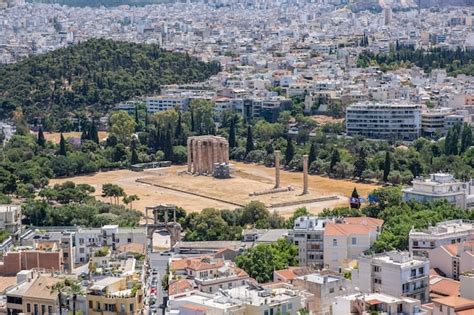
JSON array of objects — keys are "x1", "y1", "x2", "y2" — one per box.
[
  {"x1": 402, "y1": 174, "x2": 472, "y2": 210},
  {"x1": 409, "y1": 219, "x2": 474, "y2": 257},
  {"x1": 345, "y1": 102, "x2": 422, "y2": 141},
  {"x1": 353, "y1": 251, "x2": 430, "y2": 303}
]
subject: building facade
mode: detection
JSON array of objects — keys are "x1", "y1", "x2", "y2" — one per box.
[{"x1": 346, "y1": 102, "x2": 422, "y2": 140}]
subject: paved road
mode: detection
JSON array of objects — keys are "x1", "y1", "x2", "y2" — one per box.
[{"x1": 147, "y1": 252, "x2": 169, "y2": 315}]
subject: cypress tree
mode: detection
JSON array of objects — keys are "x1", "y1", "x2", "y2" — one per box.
[
  {"x1": 460, "y1": 123, "x2": 472, "y2": 153},
  {"x1": 329, "y1": 149, "x2": 340, "y2": 174},
  {"x1": 353, "y1": 147, "x2": 368, "y2": 179},
  {"x1": 131, "y1": 138, "x2": 139, "y2": 165},
  {"x1": 308, "y1": 142, "x2": 317, "y2": 166},
  {"x1": 37, "y1": 127, "x2": 46, "y2": 147},
  {"x1": 59, "y1": 133, "x2": 67, "y2": 156},
  {"x1": 144, "y1": 109, "x2": 149, "y2": 127},
  {"x1": 285, "y1": 137, "x2": 295, "y2": 166},
  {"x1": 229, "y1": 116, "x2": 236, "y2": 149},
  {"x1": 89, "y1": 120, "x2": 99, "y2": 144},
  {"x1": 383, "y1": 151, "x2": 391, "y2": 182},
  {"x1": 134, "y1": 106, "x2": 140, "y2": 132},
  {"x1": 245, "y1": 125, "x2": 254, "y2": 155},
  {"x1": 190, "y1": 110, "x2": 195, "y2": 132},
  {"x1": 164, "y1": 129, "x2": 173, "y2": 161},
  {"x1": 175, "y1": 111, "x2": 183, "y2": 144}
]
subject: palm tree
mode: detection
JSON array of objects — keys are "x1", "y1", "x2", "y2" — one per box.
[{"x1": 50, "y1": 278, "x2": 84, "y2": 315}]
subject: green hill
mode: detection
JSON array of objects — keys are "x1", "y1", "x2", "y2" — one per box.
[{"x1": 0, "y1": 38, "x2": 220, "y2": 125}]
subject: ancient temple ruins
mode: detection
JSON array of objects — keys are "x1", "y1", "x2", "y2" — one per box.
[{"x1": 187, "y1": 135, "x2": 229, "y2": 175}]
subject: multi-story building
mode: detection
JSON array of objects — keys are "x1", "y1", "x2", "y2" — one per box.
[
  {"x1": 6, "y1": 270, "x2": 61, "y2": 315},
  {"x1": 87, "y1": 277, "x2": 144, "y2": 315},
  {"x1": 75, "y1": 225, "x2": 146, "y2": 264},
  {"x1": 0, "y1": 205, "x2": 21, "y2": 241},
  {"x1": 332, "y1": 292, "x2": 427, "y2": 315},
  {"x1": 292, "y1": 272, "x2": 348, "y2": 315},
  {"x1": 429, "y1": 240, "x2": 474, "y2": 280},
  {"x1": 0, "y1": 244, "x2": 64, "y2": 276},
  {"x1": 146, "y1": 95, "x2": 190, "y2": 113},
  {"x1": 403, "y1": 173, "x2": 472, "y2": 210},
  {"x1": 323, "y1": 218, "x2": 383, "y2": 271},
  {"x1": 353, "y1": 251, "x2": 430, "y2": 303},
  {"x1": 169, "y1": 256, "x2": 250, "y2": 295},
  {"x1": 168, "y1": 284, "x2": 305, "y2": 315},
  {"x1": 421, "y1": 108, "x2": 467, "y2": 136},
  {"x1": 409, "y1": 219, "x2": 474, "y2": 257},
  {"x1": 345, "y1": 102, "x2": 422, "y2": 141},
  {"x1": 290, "y1": 216, "x2": 383, "y2": 269}
]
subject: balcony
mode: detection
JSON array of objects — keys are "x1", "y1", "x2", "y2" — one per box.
[{"x1": 408, "y1": 274, "x2": 428, "y2": 281}]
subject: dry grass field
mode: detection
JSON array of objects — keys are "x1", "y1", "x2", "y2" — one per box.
[
  {"x1": 49, "y1": 162, "x2": 379, "y2": 217},
  {"x1": 39, "y1": 131, "x2": 109, "y2": 144}
]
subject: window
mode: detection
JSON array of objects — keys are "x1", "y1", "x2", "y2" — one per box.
[
  {"x1": 373, "y1": 266, "x2": 381, "y2": 272},
  {"x1": 209, "y1": 287, "x2": 213, "y2": 293},
  {"x1": 89, "y1": 301, "x2": 93, "y2": 309},
  {"x1": 63, "y1": 252, "x2": 68, "y2": 258},
  {"x1": 79, "y1": 248, "x2": 84, "y2": 254},
  {"x1": 329, "y1": 288, "x2": 335, "y2": 293},
  {"x1": 411, "y1": 269, "x2": 416, "y2": 277},
  {"x1": 34, "y1": 304, "x2": 38, "y2": 315},
  {"x1": 452, "y1": 239, "x2": 456, "y2": 244},
  {"x1": 48, "y1": 306, "x2": 52, "y2": 314},
  {"x1": 264, "y1": 311, "x2": 269, "y2": 315},
  {"x1": 27, "y1": 304, "x2": 31, "y2": 312},
  {"x1": 128, "y1": 238, "x2": 132, "y2": 243},
  {"x1": 351, "y1": 237, "x2": 357, "y2": 245},
  {"x1": 120, "y1": 304, "x2": 126, "y2": 312},
  {"x1": 333, "y1": 239, "x2": 337, "y2": 246},
  {"x1": 288, "y1": 303, "x2": 293, "y2": 310},
  {"x1": 413, "y1": 241, "x2": 419, "y2": 247},
  {"x1": 130, "y1": 304, "x2": 134, "y2": 312},
  {"x1": 41, "y1": 305, "x2": 46, "y2": 315},
  {"x1": 96, "y1": 302, "x2": 101, "y2": 310},
  {"x1": 418, "y1": 267, "x2": 424, "y2": 275}
]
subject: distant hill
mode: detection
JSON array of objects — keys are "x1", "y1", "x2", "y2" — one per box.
[{"x1": 0, "y1": 39, "x2": 220, "y2": 123}]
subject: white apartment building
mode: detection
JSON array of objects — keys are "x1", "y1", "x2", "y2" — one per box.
[
  {"x1": 409, "y1": 219, "x2": 474, "y2": 258},
  {"x1": 292, "y1": 273, "x2": 348, "y2": 315},
  {"x1": 168, "y1": 284, "x2": 304, "y2": 315},
  {"x1": 332, "y1": 292, "x2": 427, "y2": 315},
  {"x1": 323, "y1": 219, "x2": 382, "y2": 271},
  {"x1": 402, "y1": 174, "x2": 472, "y2": 210},
  {"x1": 290, "y1": 216, "x2": 383, "y2": 269},
  {"x1": 0, "y1": 204, "x2": 21, "y2": 241},
  {"x1": 353, "y1": 251, "x2": 430, "y2": 303},
  {"x1": 75, "y1": 225, "x2": 146, "y2": 264},
  {"x1": 290, "y1": 217, "x2": 326, "y2": 267},
  {"x1": 345, "y1": 102, "x2": 422, "y2": 141},
  {"x1": 146, "y1": 95, "x2": 190, "y2": 113},
  {"x1": 429, "y1": 240, "x2": 474, "y2": 280}
]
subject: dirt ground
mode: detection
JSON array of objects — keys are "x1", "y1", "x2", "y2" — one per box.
[
  {"x1": 40, "y1": 132, "x2": 108, "y2": 144},
  {"x1": 49, "y1": 162, "x2": 379, "y2": 217},
  {"x1": 310, "y1": 115, "x2": 344, "y2": 124}
]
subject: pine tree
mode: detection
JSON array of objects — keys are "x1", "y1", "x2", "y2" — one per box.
[
  {"x1": 131, "y1": 138, "x2": 139, "y2": 165},
  {"x1": 59, "y1": 133, "x2": 67, "y2": 156},
  {"x1": 460, "y1": 123, "x2": 472, "y2": 153},
  {"x1": 383, "y1": 151, "x2": 391, "y2": 182},
  {"x1": 81, "y1": 127, "x2": 88, "y2": 142},
  {"x1": 245, "y1": 125, "x2": 254, "y2": 155},
  {"x1": 285, "y1": 137, "x2": 295, "y2": 166},
  {"x1": 37, "y1": 127, "x2": 46, "y2": 147},
  {"x1": 353, "y1": 147, "x2": 368, "y2": 179},
  {"x1": 329, "y1": 149, "x2": 340, "y2": 173},
  {"x1": 308, "y1": 142, "x2": 317, "y2": 166},
  {"x1": 89, "y1": 120, "x2": 99, "y2": 144},
  {"x1": 229, "y1": 116, "x2": 236, "y2": 149}
]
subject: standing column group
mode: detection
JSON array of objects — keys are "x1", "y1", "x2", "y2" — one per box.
[{"x1": 187, "y1": 136, "x2": 230, "y2": 175}]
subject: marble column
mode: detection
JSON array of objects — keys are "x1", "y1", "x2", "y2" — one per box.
[
  {"x1": 274, "y1": 150, "x2": 281, "y2": 189},
  {"x1": 303, "y1": 154, "x2": 309, "y2": 194},
  {"x1": 207, "y1": 141, "x2": 213, "y2": 174},
  {"x1": 187, "y1": 138, "x2": 192, "y2": 172}
]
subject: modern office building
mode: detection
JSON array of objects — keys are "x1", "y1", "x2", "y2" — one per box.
[
  {"x1": 409, "y1": 219, "x2": 474, "y2": 257},
  {"x1": 353, "y1": 251, "x2": 430, "y2": 303},
  {"x1": 345, "y1": 102, "x2": 422, "y2": 140}
]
